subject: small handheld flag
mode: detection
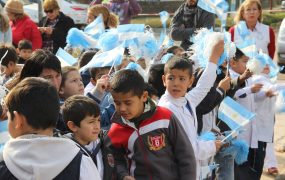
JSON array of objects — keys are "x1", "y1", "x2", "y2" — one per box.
[{"x1": 56, "y1": 48, "x2": 77, "y2": 67}]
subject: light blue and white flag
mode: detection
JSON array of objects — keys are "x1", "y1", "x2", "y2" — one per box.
[
  {"x1": 218, "y1": 97, "x2": 255, "y2": 130},
  {"x1": 56, "y1": 48, "x2": 77, "y2": 67},
  {"x1": 117, "y1": 24, "x2": 145, "y2": 41},
  {"x1": 159, "y1": 11, "x2": 170, "y2": 46},
  {"x1": 197, "y1": 0, "x2": 229, "y2": 27},
  {"x1": 66, "y1": 28, "x2": 98, "y2": 49},
  {"x1": 0, "y1": 120, "x2": 9, "y2": 152},
  {"x1": 80, "y1": 45, "x2": 124, "y2": 72},
  {"x1": 84, "y1": 14, "x2": 105, "y2": 38},
  {"x1": 200, "y1": 163, "x2": 219, "y2": 180},
  {"x1": 236, "y1": 21, "x2": 250, "y2": 40}
]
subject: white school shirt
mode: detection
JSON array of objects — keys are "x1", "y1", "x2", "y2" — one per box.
[
  {"x1": 252, "y1": 74, "x2": 285, "y2": 143},
  {"x1": 233, "y1": 21, "x2": 270, "y2": 54},
  {"x1": 230, "y1": 69, "x2": 259, "y2": 148},
  {"x1": 158, "y1": 62, "x2": 217, "y2": 179}
]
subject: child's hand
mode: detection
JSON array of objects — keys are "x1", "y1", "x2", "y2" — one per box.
[
  {"x1": 239, "y1": 69, "x2": 252, "y2": 83},
  {"x1": 209, "y1": 39, "x2": 224, "y2": 64},
  {"x1": 123, "y1": 176, "x2": 135, "y2": 180},
  {"x1": 218, "y1": 76, "x2": 231, "y2": 92},
  {"x1": 215, "y1": 140, "x2": 223, "y2": 152},
  {"x1": 266, "y1": 90, "x2": 276, "y2": 97},
  {"x1": 94, "y1": 75, "x2": 109, "y2": 94},
  {"x1": 251, "y1": 83, "x2": 263, "y2": 93}
]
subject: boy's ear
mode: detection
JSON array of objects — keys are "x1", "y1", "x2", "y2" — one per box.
[
  {"x1": 66, "y1": 121, "x2": 78, "y2": 132},
  {"x1": 90, "y1": 78, "x2": 96, "y2": 86},
  {"x1": 188, "y1": 76, "x2": 194, "y2": 88},
  {"x1": 229, "y1": 59, "x2": 236, "y2": 68},
  {"x1": 142, "y1": 91, "x2": 148, "y2": 102},
  {"x1": 13, "y1": 111, "x2": 25, "y2": 130},
  {"x1": 162, "y1": 75, "x2": 166, "y2": 87}
]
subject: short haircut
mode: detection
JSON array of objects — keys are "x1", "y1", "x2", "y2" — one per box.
[
  {"x1": 89, "y1": 66, "x2": 110, "y2": 79},
  {"x1": 110, "y1": 69, "x2": 145, "y2": 97},
  {"x1": 20, "y1": 49, "x2": 61, "y2": 81},
  {"x1": 61, "y1": 66, "x2": 78, "y2": 87},
  {"x1": 164, "y1": 56, "x2": 193, "y2": 76},
  {"x1": 5, "y1": 77, "x2": 60, "y2": 129},
  {"x1": 18, "y1": 39, "x2": 32, "y2": 50},
  {"x1": 62, "y1": 95, "x2": 100, "y2": 128},
  {"x1": 148, "y1": 64, "x2": 165, "y2": 98},
  {"x1": 78, "y1": 50, "x2": 98, "y2": 68},
  {"x1": 233, "y1": 48, "x2": 247, "y2": 61},
  {"x1": 43, "y1": 0, "x2": 59, "y2": 11},
  {"x1": 0, "y1": 45, "x2": 18, "y2": 66},
  {"x1": 167, "y1": 46, "x2": 183, "y2": 54}
]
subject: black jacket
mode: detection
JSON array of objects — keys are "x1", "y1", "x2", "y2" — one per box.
[{"x1": 39, "y1": 12, "x2": 75, "y2": 54}]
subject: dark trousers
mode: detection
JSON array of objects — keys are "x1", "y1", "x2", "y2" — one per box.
[{"x1": 234, "y1": 141, "x2": 267, "y2": 180}]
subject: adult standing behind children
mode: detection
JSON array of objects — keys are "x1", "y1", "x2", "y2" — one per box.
[
  {"x1": 38, "y1": 0, "x2": 75, "y2": 54},
  {"x1": 0, "y1": 4, "x2": 12, "y2": 45},
  {"x1": 229, "y1": 0, "x2": 275, "y2": 59},
  {"x1": 87, "y1": 5, "x2": 118, "y2": 29},
  {"x1": 91, "y1": 0, "x2": 141, "y2": 24},
  {"x1": 4, "y1": 0, "x2": 42, "y2": 50},
  {"x1": 170, "y1": 0, "x2": 215, "y2": 50},
  {"x1": 0, "y1": 77, "x2": 101, "y2": 180}
]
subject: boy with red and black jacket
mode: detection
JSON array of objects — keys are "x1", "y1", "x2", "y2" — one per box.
[{"x1": 105, "y1": 69, "x2": 196, "y2": 180}]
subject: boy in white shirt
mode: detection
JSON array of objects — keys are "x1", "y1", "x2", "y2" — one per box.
[{"x1": 158, "y1": 39, "x2": 224, "y2": 179}]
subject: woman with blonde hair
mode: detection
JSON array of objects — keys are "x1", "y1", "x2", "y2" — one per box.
[
  {"x1": 229, "y1": 0, "x2": 275, "y2": 59},
  {"x1": 0, "y1": 4, "x2": 12, "y2": 44},
  {"x1": 38, "y1": 0, "x2": 75, "y2": 54},
  {"x1": 87, "y1": 4, "x2": 118, "y2": 29},
  {"x1": 4, "y1": 0, "x2": 42, "y2": 50}
]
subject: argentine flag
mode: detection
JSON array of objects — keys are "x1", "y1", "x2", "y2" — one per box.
[
  {"x1": 56, "y1": 48, "x2": 77, "y2": 67},
  {"x1": 80, "y1": 45, "x2": 124, "y2": 72},
  {"x1": 117, "y1": 24, "x2": 145, "y2": 41},
  {"x1": 84, "y1": 14, "x2": 105, "y2": 38},
  {"x1": 218, "y1": 97, "x2": 255, "y2": 130},
  {"x1": 0, "y1": 120, "x2": 9, "y2": 152}
]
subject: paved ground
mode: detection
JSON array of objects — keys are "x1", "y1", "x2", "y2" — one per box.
[{"x1": 261, "y1": 74, "x2": 285, "y2": 180}]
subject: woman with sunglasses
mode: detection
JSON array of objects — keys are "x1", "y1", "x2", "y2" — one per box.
[
  {"x1": 4, "y1": 0, "x2": 42, "y2": 50},
  {"x1": 38, "y1": 0, "x2": 75, "y2": 54}
]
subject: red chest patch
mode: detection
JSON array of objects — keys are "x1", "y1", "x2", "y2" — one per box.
[{"x1": 147, "y1": 133, "x2": 166, "y2": 151}]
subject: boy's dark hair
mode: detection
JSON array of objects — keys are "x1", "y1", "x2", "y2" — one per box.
[
  {"x1": 18, "y1": 40, "x2": 32, "y2": 50},
  {"x1": 110, "y1": 69, "x2": 145, "y2": 97},
  {"x1": 89, "y1": 66, "x2": 110, "y2": 80},
  {"x1": 62, "y1": 95, "x2": 100, "y2": 128},
  {"x1": 78, "y1": 50, "x2": 98, "y2": 68},
  {"x1": 167, "y1": 46, "x2": 183, "y2": 54},
  {"x1": 0, "y1": 45, "x2": 18, "y2": 66},
  {"x1": 145, "y1": 84, "x2": 158, "y2": 98},
  {"x1": 5, "y1": 77, "x2": 60, "y2": 129},
  {"x1": 164, "y1": 56, "x2": 193, "y2": 76},
  {"x1": 148, "y1": 64, "x2": 165, "y2": 98},
  {"x1": 19, "y1": 50, "x2": 61, "y2": 81},
  {"x1": 233, "y1": 48, "x2": 246, "y2": 61}
]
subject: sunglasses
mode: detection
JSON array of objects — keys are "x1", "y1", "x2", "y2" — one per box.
[{"x1": 44, "y1": 9, "x2": 54, "y2": 14}]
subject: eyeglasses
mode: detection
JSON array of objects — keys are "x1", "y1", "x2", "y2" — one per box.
[{"x1": 44, "y1": 9, "x2": 54, "y2": 14}]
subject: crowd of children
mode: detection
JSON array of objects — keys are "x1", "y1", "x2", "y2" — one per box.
[{"x1": 0, "y1": 0, "x2": 284, "y2": 179}]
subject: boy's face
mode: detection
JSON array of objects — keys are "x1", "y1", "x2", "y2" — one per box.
[
  {"x1": 19, "y1": 49, "x2": 32, "y2": 60},
  {"x1": 162, "y1": 69, "x2": 193, "y2": 98},
  {"x1": 230, "y1": 56, "x2": 249, "y2": 75},
  {"x1": 72, "y1": 115, "x2": 100, "y2": 145},
  {"x1": 59, "y1": 70, "x2": 84, "y2": 99},
  {"x1": 1, "y1": 62, "x2": 16, "y2": 77},
  {"x1": 40, "y1": 68, "x2": 62, "y2": 92},
  {"x1": 112, "y1": 91, "x2": 148, "y2": 120}
]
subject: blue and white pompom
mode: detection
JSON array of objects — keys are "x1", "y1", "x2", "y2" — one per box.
[
  {"x1": 98, "y1": 31, "x2": 120, "y2": 52},
  {"x1": 198, "y1": 131, "x2": 217, "y2": 141}
]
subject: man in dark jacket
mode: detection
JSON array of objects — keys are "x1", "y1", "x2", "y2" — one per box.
[{"x1": 170, "y1": 0, "x2": 215, "y2": 50}]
